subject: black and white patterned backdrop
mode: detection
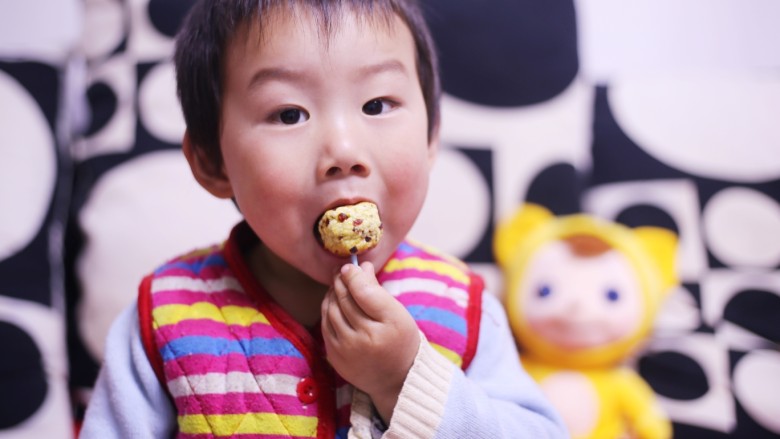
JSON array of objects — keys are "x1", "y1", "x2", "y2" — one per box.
[
  {"x1": 0, "y1": 2, "x2": 81, "y2": 438},
  {"x1": 1, "y1": 1, "x2": 778, "y2": 437}
]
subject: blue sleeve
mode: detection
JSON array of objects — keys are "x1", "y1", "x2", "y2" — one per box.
[
  {"x1": 434, "y1": 292, "x2": 568, "y2": 438},
  {"x1": 79, "y1": 303, "x2": 176, "y2": 438}
]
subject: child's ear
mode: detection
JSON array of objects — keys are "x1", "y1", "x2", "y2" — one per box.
[
  {"x1": 182, "y1": 131, "x2": 233, "y2": 199},
  {"x1": 426, "y1": 126, "x2": 440, "y2": 168}
]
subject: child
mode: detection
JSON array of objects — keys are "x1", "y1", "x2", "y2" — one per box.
[{"x1": 79, "y1": 0, "x2": 567, "y2": 437}]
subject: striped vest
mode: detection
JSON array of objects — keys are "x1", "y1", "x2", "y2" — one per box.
[{"x1": 139, "y1": 223, "x2": 483, "y2": 439}]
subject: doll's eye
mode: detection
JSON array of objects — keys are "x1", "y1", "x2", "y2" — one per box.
[
  {"x1": 275, "y1": 108, "x2": 309, "y2": 125},
  {"x1": 606, "y1": 289, "x2": 620, "y2": 302},
  {"x1": 537, "y1": 285, "x2": 552, "y2": 298}
]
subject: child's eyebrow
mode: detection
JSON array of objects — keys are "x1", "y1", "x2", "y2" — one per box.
[
  {"x1": 247, "y1": 59, "x2": 409, "y2": 91},
  {"x1": 246, "y1": 67, "x2": 309, "y2": 91},
  {"x1": 357, "y1": 60, "x2": 409, "y2": 79}
]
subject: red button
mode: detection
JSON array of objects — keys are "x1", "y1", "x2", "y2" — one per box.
[{"x1": 297, "y1": 377, "x2": 319, "y2": 404}]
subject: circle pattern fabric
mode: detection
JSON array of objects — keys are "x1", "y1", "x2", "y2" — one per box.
[
  {"x1": 1, "y1": 1, "x2": 777, "y2": 438},
  {"x1": 0, "y1": 55, "x2": 73, "y2": 436}
]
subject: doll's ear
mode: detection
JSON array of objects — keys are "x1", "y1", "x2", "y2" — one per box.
[
  {"x1": 634, "y1": 226, "x2": 679, "y2": 296},
  {"x1": 494, "y1": 203, "x2": 554, "y2": 268},
  {"x1": 182, "y1": 131, "x2": 233, "y2": 199}
]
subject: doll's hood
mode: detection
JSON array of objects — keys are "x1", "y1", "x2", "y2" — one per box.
[{"x1": 495, "y1": 203, "x2": 678, "y2": 368}]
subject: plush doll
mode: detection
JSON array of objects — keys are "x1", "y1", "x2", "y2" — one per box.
[{"x1": 494, "y1": 203, "x2": 677, "y2": 439}]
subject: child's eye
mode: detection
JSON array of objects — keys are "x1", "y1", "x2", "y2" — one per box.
[
  {"x1": 362, "y1": 98, "x2": 394, "y2": 116},
  {"x1": 274, "y1": 108, "x2": 309, "y2": 125}
]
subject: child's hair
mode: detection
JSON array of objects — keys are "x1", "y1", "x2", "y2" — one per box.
[{"x1": 175, "y1": 0, "x2": 441, "y2": 168}]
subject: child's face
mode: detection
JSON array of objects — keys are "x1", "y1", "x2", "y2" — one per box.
[{"x1": 216, "y1": 8, "x2": 437, "y2": 284}]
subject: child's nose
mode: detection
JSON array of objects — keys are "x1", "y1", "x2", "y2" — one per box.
[
  {"x1": 318, "y1": 116, "x2": 371, "y2": 179},
  {"x1": 325, "y1": 162, "x2": 369, "y2": 178}
]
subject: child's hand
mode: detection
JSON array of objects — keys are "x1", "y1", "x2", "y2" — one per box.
[{"x1": 321, "y1": 261, "x2": 420, "y2": 423}]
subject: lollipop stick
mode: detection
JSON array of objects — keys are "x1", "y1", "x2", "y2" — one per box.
[{"x1": 351, "y1": 254, "x2": 359, "y2": 266}]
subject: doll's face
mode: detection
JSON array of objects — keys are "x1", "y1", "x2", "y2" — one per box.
[{"x1": 517, "y1": 240, "x2": 644, "y2": 350}]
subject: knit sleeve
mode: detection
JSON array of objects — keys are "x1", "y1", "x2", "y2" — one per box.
[
  {"x1": 79, "y1": 303, "x2": 177, "y2": 438},
  {"x1": 383, "y1": 293, "x2": 569, "y2": 439}
]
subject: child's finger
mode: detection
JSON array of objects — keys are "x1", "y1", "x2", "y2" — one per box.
[
  {"x1": 331, "y1": 268, "x2": 370, "y2": 329},
  {"x1": 339, "y1": 262, "x2": 395, "y2": 320},
  {"x1": 322, "y1": 287, "x2": 359, "y2": 343},
  {"x1": 320, "y1": 292, "x2": 338, "y2": 339}
]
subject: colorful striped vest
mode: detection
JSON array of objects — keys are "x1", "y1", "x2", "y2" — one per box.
[{"x1": 139, "y1": 223, "x2": 483, "y2": 439}]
